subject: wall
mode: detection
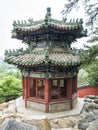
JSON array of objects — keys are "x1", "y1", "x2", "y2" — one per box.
[{"x1": 77, "y1": 86, "x2": 98, "y2": 98}]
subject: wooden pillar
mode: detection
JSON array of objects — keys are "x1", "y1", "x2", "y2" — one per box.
[
  {"x1": 58, "y1": 80, "x2": 60, "y2": 98},
  {"x1": 36, "y1": 79, "x2": 38, "y2": 98},
  {"x1": 72, "y1": 77, "x2": 74, "y2": 94},
  {"x1": 66, "y1": 77, "x2": 73, "y2": 109},
  {"x1": 44, "y1": 79, "x2": 50, "y2": 113},
  {"x1": 74, "y1": 75, "x2": 77, "y2": 93},
  {"x1": 22, "y1": 75, "x2": 24, "y2": 99},
  {"x1": 24, "y1": 76, "x2": 28, "y2": 108},
  {"x1": 27, "y1": 76, "x2": 30, "y2": 98}
]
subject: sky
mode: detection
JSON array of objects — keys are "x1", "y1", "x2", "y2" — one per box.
[{"x1": 0, "y1": 0, "x2": 88, "y2": 56}]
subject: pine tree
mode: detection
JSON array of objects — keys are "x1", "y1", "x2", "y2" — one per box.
[{"x1": 62, "y1": 0, "x2": 98, "y2": 86}]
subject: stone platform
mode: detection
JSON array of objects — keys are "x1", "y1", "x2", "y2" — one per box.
[{"x1": 15, "y1": 97, "x2": 84, "y2": 119}]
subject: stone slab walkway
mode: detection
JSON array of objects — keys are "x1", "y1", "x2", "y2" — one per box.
[{"x1": 15, "y1": 97, "x2": 84, "y2": 119}]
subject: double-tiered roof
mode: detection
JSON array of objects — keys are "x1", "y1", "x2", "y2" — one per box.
[{"x1": 5, "y1": 7, "x2": 86, "y2": 71}]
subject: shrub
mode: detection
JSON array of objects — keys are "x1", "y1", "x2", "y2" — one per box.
[{"x1": 0, "y1": 75, "x2": 22, "y2": 103}]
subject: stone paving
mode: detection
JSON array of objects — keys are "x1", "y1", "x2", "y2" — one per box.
[{"x1": 15, "y1": 97, "x2": 84, "y2": 119}]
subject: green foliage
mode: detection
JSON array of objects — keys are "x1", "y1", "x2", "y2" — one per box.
[
  {"x1": 87, "y1": 28, "x2": 98, "y2": 43},
  {"x1": 80, "y1": 45, "x2": 98, "y2": 67},
  {"x1": 0, "y1": 60, "x2": 22, "y2": 103},
  {"x1": 77, "y1": 44, "x2": 98, "y2": 86},
  {"x1": 0, "y1": 75, "x2": 22, "y2": 103},
  {"x1": 62, "y1": 0, "x2": 98, "y2": 27},
  {"x1": 78, "y1": 69, "x2": 88, "y2": 83},
  {"x1": 62, "y1": 0, "x2": 98, "y2": 86},
  {"x1": 80, "y1": 45, "x2": 98, "y2": 66},
  {"x1": 0, "y1": 61, "x2": 21, "y2": 80},
  {"x1": 85, "y1": 60, "x2": 98, "y2": 86}
]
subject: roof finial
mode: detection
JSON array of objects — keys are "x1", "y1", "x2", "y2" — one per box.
[
  {"x1": 45, "y1": 7, "x2": 51, "y2": 24},
  {"x1": 46, "y1": 7, "x2": 51, "y2": 18},
  {"x1": 47, "y1": 7, "x2": 51, "y2": 14}
]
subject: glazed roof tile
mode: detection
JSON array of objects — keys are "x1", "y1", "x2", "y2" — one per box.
[
  {"x1": 5, "y1": 8, "x2": 83, "y2": 68},
  {"x1": 12, "y1": 8, "x2": 84, "y2": 33},
  {"x1": 5, "y1": 48, "x2": 80, "y2": 67},
  {"x1": 14, "y1": 20, "x2": 79, "y2": 32},
  {"x1": 11, "y1": 8, "x2": 87, "y2": 44}
]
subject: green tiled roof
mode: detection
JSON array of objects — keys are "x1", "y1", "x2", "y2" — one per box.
[
  {"x1": 11, "y1": 8, "x2": 87, "y2": 43},
  {"x1": 5, "y1": 8, "x2": 83, "y2": 70},
  {"x1": 13, "y1": 19, "x2": 80, "y2": 32},
  {"x1": 5, "y1": 48, "x2": 80, "y2": 67}
]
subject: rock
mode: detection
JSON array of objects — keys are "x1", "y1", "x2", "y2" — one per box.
[
  {"x1": 83, "y1": 102, "x2": 98, "y2": 112},
  {"x1": 0, "y1": 118, "x2": 39, "y2": 130},
  {"x1": 50, "y1": 120, "x2": 60, "y2": 129},
  {"x1": 0, "y1": 103, "x2": 9, "y2": 111},
  {"x1": 50, "y1": 116, "x2": 80, "y2": 129},
  {"x1": 1, "y1": 113, "x2": 17, "y2": 119},
  {"x1": 0, "y1": 114, "x2": 16, "y2": 125},
  {"x1": 43, "y1": 118, "x2": 51, "y2": 130},
  {"x1": 84, "y1": 113, "x2": 95, "y2": 122},
  {"x1": 22, "y1": 116, "x2": 51, "y2": 130},
  {"x1": 0, "y1": 113, "x2": 26, "y2": 125},
  {"x1": 0, "y1": 118, "x2": 5, "y2": 125},
  {"x1": 52, "y1": 128, "x2": 78, "y2": 130},
  {"x1": 0, "y1": 111, "x2": 3, "y2": 117},
  {"x1": 93, "y1": 109, "x2": 98, "y2": 114},
  {"x1": 94, "y1": 99, "x2": 98, "y2": 104},
  {"x1": 57, "y1": 118, "x2": 75, "y2": 128},
  {"x1": 86, "y1": 119, "x2": 98, "y2": 130},
  {"x1": 80, "y1": 111, "x2": 89, "y2": 119},
  {"x1": 7, "y1": 100, "x2": 16, "y2": 113},
  {"x1": 68, "y1": 116, "x2": 80, "y2": 127},
  {"x1": 83, "y1": 102, "x2": 93, "y2": 112},
  {"x1": 94, "y1": 103, "x2": 98, "y2": 109},
  {"x1": 84, "y1": 98, "x2": 93, "y2": 103},
  {"x1": 78, "y1": 112, "x2": 96, "y2": 129},
  {"x1": 78, "y1": 119, "x2": 89, "y2": 130},
  {"x1": 1, "y1": 112, "x2": 34, "y2": 124},
  {"x1": 93, "y1": 111, "x2": 98, "y2": 117},
  {"x1": 8, "y1": 100, "x2": 15, "y2": 104},
  {"x1": 86, "y1": 95, "x2": 96, "y2": 99},
  {"x1": 95, "y1": 96, "x2": 98, "y2": 99}
]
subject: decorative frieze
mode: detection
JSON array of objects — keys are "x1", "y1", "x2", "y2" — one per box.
[{"x1": 22, "y1": 71, "x2": 77, "y2": 78}]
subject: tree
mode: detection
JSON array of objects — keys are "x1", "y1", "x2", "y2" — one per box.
[
  {"x1": 87, "y1": 27, "x2": 98, "y2": 43},
  {"x1": 62, "y1": 0, "x2": 98, "y2": 45},
  {"x1": 80, "y1": 45, "x2": 98, "y2": 65},
  {"x1": 0, "y1": 75, "x2": 22, "y2": 103},
  {"x1": 62, "y1": 0, "x2": 98, "y2": 86},
  {"x1": 0, "y1": 61, "x2": 22, "y2": 103},
  {"x1": 62, "y1": 0, "x2": 98, "y2": 26},
  {"x1": 80, "y1": 45, "x2": 98, "y2": 86},
  {"x1": 86, "y1": 60, "x2": 98, "y2": 86}
]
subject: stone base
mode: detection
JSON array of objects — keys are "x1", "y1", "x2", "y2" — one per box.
[
  {"x1": 72, "y1": 94, "x2": 78, "y2": 108},
  {"x1": 27, "y1": 101, "x2": 46, "y2": 112},
  {"x1": 49, "y1": 100, "x2": 71, "y2": 113},
  {"x1": 27, "y1": 95, "x2": 78, "y2": 113}
]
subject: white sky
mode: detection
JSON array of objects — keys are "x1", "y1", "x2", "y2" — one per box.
[{"x1": 0, "y1": 0, "x2": 88, "y2": 56}]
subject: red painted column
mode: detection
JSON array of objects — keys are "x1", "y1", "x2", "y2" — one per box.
[
  {"x1": 58, "y1": 80, "x2": 60, "y2": 98},
  {"x1": 22, "y1": 75, "x2": 24, "y2": 99},
  {"x1": 36, "y1": 79, "x2": 38, "y2": 98},
  {"x1": 27, "y1": 76, "x2": 30, "y2": 98},
  {"x1": 24, "y1": 76, "x2": 28, "y2": 108},
  {"x1": 74, "y1": 75, "x2": 77, "y2": 93},
  {"x1": 66, "y1": 77, "x2": 73, "y2": 109},
  {"x1": 44, "y1": 79, "x2": 50, "y2": 113}
]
